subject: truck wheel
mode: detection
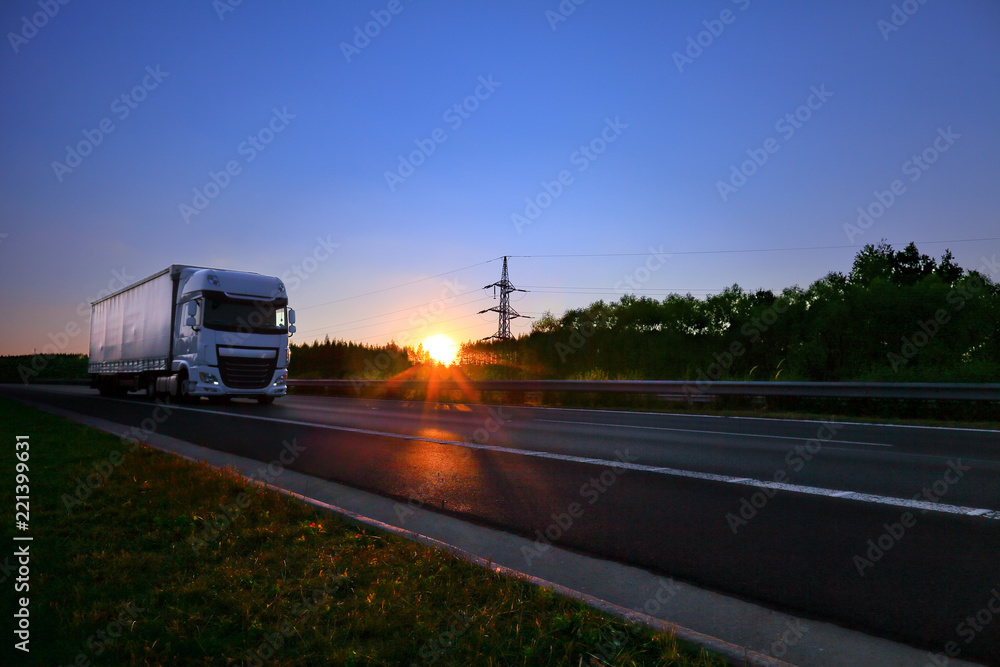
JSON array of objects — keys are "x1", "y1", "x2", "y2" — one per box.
[
  {"x1": 174, "y1": 372, "x2": 195, "y2": 404},
  {"x1": 146, "y1": 378, "x2": 157, "y2": 401},
  {"x1": 257, "y1": 396, "x2": 275, "y2": 405}
]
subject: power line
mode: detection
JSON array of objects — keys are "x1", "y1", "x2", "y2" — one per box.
[
  {"x1": 334, "y1": 310, "x2": 496, "y2": 344},
  {"x1": 521, "y1": 285, "x2": 724, "y2": 293},
  {"x1": 525, "y1": 291, "x2": 719, "y2": 297},
  {"x1": 296, "y1": 289, "x2": 489, "y2": 336},
  {"x1": 306, "y1": 283, "x2": 694, "y2": 338},
  {"x1": 296, "y1": 257, "x2": 503, "y2": 311},
  {"x1": 294, "y1": 236, "x2": 1000, "y2": 338},
  {"x1": 295, "y1": 237, "x2": 998, "y2": 313},
  {"x1": 505, "y1": 237, "x2": 1000, "y2": 259},
  {"x1": 301, "y1": 295, "x2": 492, "y2": 339}
]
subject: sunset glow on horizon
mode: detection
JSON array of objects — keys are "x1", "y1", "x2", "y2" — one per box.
[{"x1": 423, "y1": 334, "x2": 459, "y2": 365}]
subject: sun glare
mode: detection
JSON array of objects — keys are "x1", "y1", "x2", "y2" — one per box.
[{"x1": 424, "y1": 334, "x2": 458, "y2": 365}]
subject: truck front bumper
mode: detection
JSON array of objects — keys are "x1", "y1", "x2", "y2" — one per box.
[{"x1": 186, "y1": 367, "x2": 288, "y2": 399}]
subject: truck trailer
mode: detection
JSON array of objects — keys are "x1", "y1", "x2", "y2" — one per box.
[{"x1": 88, "y1": 264, "x2": 295, "y2": 404}]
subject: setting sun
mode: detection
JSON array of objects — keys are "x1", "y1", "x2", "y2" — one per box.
[{"x1": 423, "y1": 334, "x2": 458, "y2": 365}]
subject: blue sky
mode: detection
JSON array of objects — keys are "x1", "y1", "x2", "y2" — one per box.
[{"x1": 1, "y1": 0, "x2": 998, "y2": 355}]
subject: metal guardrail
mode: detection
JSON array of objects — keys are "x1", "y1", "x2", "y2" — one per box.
[
  {"x1": 287, "y1": 379, "x2": 1000, "y2": 401},
  {"x1": 17, "y1": 378, "x2": 997, "y2": 401}
]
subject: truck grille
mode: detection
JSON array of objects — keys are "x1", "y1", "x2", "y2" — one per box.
[{"x1": 218, "y1": 356, "x2": 276, "y2": 389}]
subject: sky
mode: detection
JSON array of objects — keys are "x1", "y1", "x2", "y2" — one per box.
[{"x1": 1, "y1": 0, "x2": 998, "y2": 356}]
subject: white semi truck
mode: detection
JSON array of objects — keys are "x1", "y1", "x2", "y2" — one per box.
[{"x1": 88, "y1": 265, "x2": 295, "y2": 404}]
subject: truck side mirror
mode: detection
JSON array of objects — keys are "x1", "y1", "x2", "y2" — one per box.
[
  {"x1": 288, "y1": 308, "x2": 296, "y2": 324},
  {"x1": 288, "y1": 324, "x2": 296, "y2": 336},
  {"x1": 186, "y1": 300, "x2": 199, "y2": 328}
]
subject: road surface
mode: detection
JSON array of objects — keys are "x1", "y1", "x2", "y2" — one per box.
[{"x1": 3, "y1": 383, "x2": 998, "y2": 663}]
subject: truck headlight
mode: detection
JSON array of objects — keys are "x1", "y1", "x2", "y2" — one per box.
[{"x1": 200, "y1": 372, "x2": 220, "y2": 385}]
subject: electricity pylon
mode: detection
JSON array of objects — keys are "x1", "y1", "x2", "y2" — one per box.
[{"x1": 479, "y1": 256, "x2": 527, "y2": 341}]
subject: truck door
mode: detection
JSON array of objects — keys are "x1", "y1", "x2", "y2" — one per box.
[{"x1": 175, "y1": 298, "x2": 201, "y2": 361}]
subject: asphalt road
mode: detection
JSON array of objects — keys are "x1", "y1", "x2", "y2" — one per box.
[{"x1": 4, "y1": 384, "x2": 999, "y2": 663}]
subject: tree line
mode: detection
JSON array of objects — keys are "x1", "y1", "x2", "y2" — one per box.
[
  {"x1": 459, "y1": 242, "x2": 999, "y2": 382},
  {"x1": 289, "y1": 338, "x2": 417, "y2": 380}
]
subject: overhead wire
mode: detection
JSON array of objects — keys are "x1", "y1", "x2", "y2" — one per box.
[
  {"x1": 504, "y1": 237, "x2": 1000, "y2": 259},
  {"x1": 303, "y1": 295, "x2": 493, "y2": 339},
  {"x1": 298, "y1": 236, "x2": 998, "y2": 314},
  {"x1": 296, "y1": 236, "x2": 1000, "y2": 343},
  {"x1": 345, "y1": 310, "x2": 497, "y2": 344},
  {"x1": 296, "y1": 256, "x2": 503, "y2": 311},
  {"x1": 296, "y1": 288, "x2": 490, "y2": 336}
]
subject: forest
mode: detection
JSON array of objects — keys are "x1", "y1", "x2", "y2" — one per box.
[
  {"x1": 288, "y1": 340, "x2": 416, "y2": 381},
  {"x1": 457, "y1": 242, "x2": 999, "y2": 383}
]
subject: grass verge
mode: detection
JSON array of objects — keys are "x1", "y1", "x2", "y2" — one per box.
[{"x1": 0, "y1": 397, "x2": 726, "y2": 666}]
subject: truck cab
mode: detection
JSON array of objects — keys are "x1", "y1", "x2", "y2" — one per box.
[{"x1": 168, "y1": 267, "x2": 294, "y2": 404}]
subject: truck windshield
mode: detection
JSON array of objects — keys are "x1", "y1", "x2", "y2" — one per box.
[{"x1": 203, "y1": 297, "x2": 287, "y2": 334}]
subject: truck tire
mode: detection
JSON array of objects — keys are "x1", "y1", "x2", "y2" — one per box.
[
  {"x1": 257, "y1": 396, "x2": 275, "y2": 405},
  {"x1": 173, "y1": 371, "x2": 195, "y2": 404}
]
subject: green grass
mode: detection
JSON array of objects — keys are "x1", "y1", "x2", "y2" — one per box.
[{"x1": 0, "y1": 397, "x2": 726, "y2": 666}]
